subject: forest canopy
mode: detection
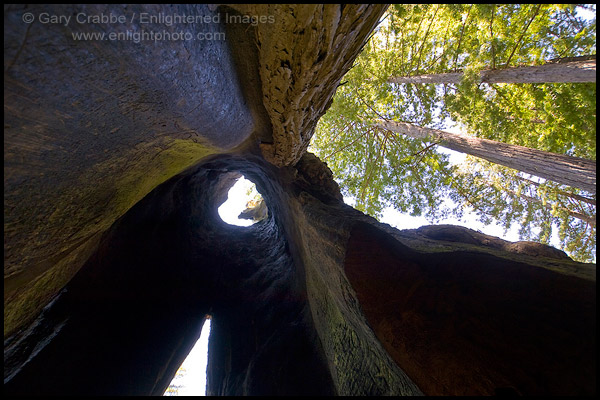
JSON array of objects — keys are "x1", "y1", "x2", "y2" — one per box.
[{"x1": 310, "y1": 4, "x2": 596, "y2": 262}]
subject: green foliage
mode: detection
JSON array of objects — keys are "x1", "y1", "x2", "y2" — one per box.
[
  {"x1": 164, "y1": 366, "x2": 187, "y2": 396},
  {"x1": 311, "y1": 4, "x2": 596, "y2": 262},
  {"x1": 450, "y1": 158, "x2": 596, "y2": 262},
  {"x1": 313, "y1": 117, "x2": 454, "y2": 219},
  {"x1": 446, "y1": 81, "x2": 597, "y2": 158},
  {"x1": 244, "y1": 180, "x2": 263, "y2": 203}
]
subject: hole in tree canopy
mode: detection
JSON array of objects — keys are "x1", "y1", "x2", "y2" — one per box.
[
  {"x1": 164, "y1": 317, "x2": 212, "y2": 396},
  {"x1": 218, "y1": 175, "x2": 268, "y2": 226}
]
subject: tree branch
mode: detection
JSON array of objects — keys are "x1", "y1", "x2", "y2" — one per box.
[
  {"x1": 504, "y1": 4, "x2": 542, "y2": 67},
  {"x1": 490, "y1": 4, "x2": 496, "y2": 70},
  {"x1": 323, "y1": 127, "x2": 373, "y2": 160},
  {"x1": 414, "y1": 5, "x2": 441, "y2": 73},
  {"x1": 453, "y1": 5, "x2": 473, "y2": 72}
]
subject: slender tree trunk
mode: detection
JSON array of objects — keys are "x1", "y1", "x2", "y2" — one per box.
[
  {"x1": 515, "y1": 175, "x2": 596, "y2": 206},
  {"x1": 388, "y1": 58, "x2": 596, "y2": 84},
  {"x1": 375, "y1": 120, "x2": 596, "y2": 193},
  {"x1": 488, "y1": 177, "x2": 596, "y2": 227},
  {"x1": 547, "y1": 54, "x2": 597, "y2": 64},
  {"x1": 519, "y1": 192, "x2": 596, "y2": 227}
]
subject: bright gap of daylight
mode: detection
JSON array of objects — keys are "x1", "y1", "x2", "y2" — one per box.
[
  {"x1": 164, "y1": 318, "x2": 212, "y2": 396},
  {"x1": 218, "y1": 176, "x2": 261, "y2": 226}
]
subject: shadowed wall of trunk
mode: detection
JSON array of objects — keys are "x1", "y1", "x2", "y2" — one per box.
[{"x1": 3, "y1": 4, "x2": 596, "y2": 397}]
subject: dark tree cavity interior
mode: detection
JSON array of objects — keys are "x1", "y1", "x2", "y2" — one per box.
[{"x1": 3, "y1": 4, "x2": 596, "y2": 396}]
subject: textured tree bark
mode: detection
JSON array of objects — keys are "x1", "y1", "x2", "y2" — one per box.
[
  {"x1": 230, "y1": 4, "x2": 389, "y2": 167},
  {"x1": 375, "y1": 120, "x2": 597, "y2": 193},
  {"x1": 389, "y1": 59, "x2": 596, "y2": 84}
]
